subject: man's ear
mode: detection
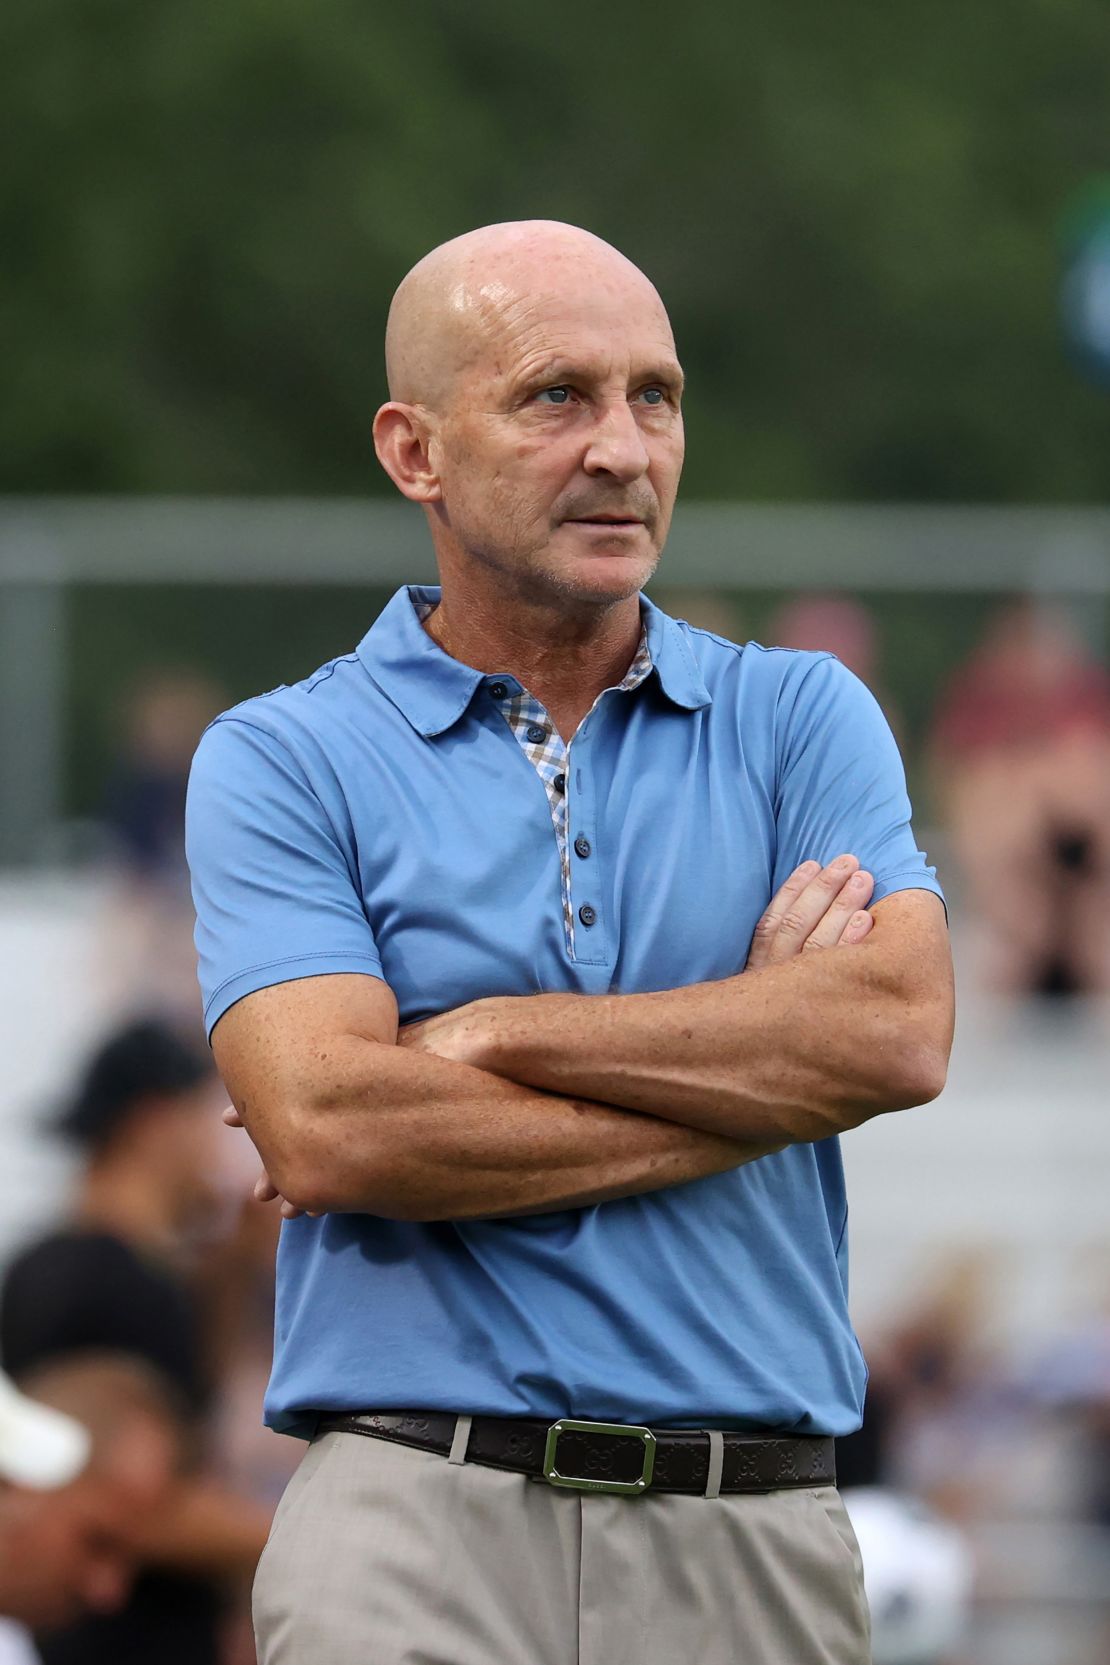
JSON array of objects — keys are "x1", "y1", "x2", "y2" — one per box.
[{"x1": 372, "y1": 403, "x2": 443, "y2": 504}]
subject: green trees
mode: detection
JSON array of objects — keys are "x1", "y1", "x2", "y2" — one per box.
[{"x1": 3, "y1": 0, "x2": 1108, "y2": 500}]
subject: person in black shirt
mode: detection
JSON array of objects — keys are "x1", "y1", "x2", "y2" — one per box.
[{"x1": 0, "y1": 1020, "x2": 270, "y2": 1665}]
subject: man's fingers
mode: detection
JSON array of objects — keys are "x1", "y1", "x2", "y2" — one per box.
[
  {"x1": 749, "y1": 855, "x2": 878, "y2": 970},
  {"x1": 746, "y1": 861, "x2": 821, "y2": 971},
  {"x1": 223, "y1": 1104, "x2": 244, "y2": 1128},
  {"x1": 763, "y1": 854, "x2": 860, "y2": 965},
  {"x1": 798, "y1": 870, "x2": 875, "y2": 953},
  {"x1": 253, "y1": 1171, "x2": 311, "y2": 1219},
  {"x1": 839, "y1": 909, "x2": 874, "y2": 946}
]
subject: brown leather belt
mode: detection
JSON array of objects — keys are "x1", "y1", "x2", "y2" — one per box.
[{"x1": 316, "y1": 1410, "x2": 836, "y2": 1497}]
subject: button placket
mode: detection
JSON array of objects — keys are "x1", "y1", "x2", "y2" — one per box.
[
  {"x1": 564, "y1": 736, "x2": 607, "y2": 967},
  {"x1": 484, "y1": 631, "x2": 649, "y2": 971},
  {"x1": 487, "y1": 681, "x2": 578, "y2": 957}
]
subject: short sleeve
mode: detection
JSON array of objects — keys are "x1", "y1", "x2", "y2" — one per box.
[
  {"x1": 186, "y1": 716, "x2": 384, "y2": 1038},
  {"x1": 773, "y1": 655, "x2": 944, "y2": 908}
]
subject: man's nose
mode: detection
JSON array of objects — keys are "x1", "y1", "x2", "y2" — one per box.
[{"x1": 582, "y1": 399, "x2": 650, "y2": 482}]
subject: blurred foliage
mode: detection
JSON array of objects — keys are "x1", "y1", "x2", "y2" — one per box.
[{"x1": 3, "y1": 0, "x2": 1110, "y2": 501}]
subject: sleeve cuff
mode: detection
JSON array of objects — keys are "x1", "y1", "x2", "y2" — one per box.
[{"x1": 204, "y1": 952, "x2": 386, "y2": 1039}]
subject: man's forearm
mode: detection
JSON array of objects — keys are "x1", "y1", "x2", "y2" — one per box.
[
  {"x1": 243, "y1": 1039, "x2": 779, "y2": 1221},
  {"x1": 422, "y1": 894, "x2": 953, "y2": 1146}
]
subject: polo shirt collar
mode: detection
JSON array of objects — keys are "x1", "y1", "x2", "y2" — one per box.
[
  {"x1": 356, "y1": 585, "x2": 711, "y2": 738},
  {"x1": 640, "y1": 595, "x2": 714, "y2": 712}
]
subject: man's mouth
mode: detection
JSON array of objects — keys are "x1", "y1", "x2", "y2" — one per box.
[{"x1": 567, "y1": 514, "x2": 644, "y2": 526}]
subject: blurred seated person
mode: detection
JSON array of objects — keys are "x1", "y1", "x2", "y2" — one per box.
[
  {"x1": 930, "y1": 599, "x2": 1110, "y2": 995},
  {"x1": 0, "y1": 1022, "x2": 271, "y2": 1665},
  {"x1": 0, "y1": 1357, "x2": 180, "y2": 1650},
  {"x1": 97, "y1": 671, "x2": 225, "y2": 1023}
]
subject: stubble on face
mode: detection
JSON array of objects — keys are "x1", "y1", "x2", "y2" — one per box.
[{"x1": 383, "y1": 222, "x2": 684, "y2": 615}]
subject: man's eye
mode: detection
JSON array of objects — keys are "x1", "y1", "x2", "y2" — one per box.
[
  {"x1": 639, "y1": 387, "x2": 666, "y2": 406},
  {"x1": 535, "y1": 386, "x2": 571, "y2": 405}
]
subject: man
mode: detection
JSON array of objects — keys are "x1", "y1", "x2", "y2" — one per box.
[
  {"x1": 186, "y1": 220, "x2": 954, "y2": 1664},
  {"x1": 0, "y1": 1356, "x2": 179, "y2": 1636},
  {"x1": 0, "y1": 1021, "x2": 272, "y2": 1665}
]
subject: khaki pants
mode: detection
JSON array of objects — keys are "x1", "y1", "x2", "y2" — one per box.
[{"x1": 254, "y1": 1429, "x2": 871, "y2": 1664}]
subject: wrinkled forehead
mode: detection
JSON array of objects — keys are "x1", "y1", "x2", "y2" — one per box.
[{"x1": 457, "y1": 263, "x2": 679, "y2": 389}]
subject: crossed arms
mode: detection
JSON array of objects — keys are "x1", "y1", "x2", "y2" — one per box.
[{"x1": 213, "y1": 856, "x2": 954, "y2": 1222}]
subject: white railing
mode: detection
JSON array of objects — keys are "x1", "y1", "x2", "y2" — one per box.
[{"x1": 2, "y1": 497, "x2": 1109, "y2": 862}]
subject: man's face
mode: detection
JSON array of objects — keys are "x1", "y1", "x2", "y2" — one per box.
[
  {"x1": 0, "y1": 1421, "x2": 173, "y2": 1627},
  {"x1": 429, "y1": 267, "x2": 685, "y2": 607}
]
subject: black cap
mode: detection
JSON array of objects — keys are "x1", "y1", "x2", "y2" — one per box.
[{"x1": 55, "y1": 1019, "x2": 212, "y2": 1151}]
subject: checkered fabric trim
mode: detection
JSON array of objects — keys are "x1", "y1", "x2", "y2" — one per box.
[{"x1": 415, "y1": 601, "x2": 653, "y2": 957}]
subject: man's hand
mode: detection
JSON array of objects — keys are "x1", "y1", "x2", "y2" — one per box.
[
  {"x1": 745, "y1": 855, "x2": 874, "y2": 971},
  {"x1": 400, "y1": 856, "x2": 874, "y2": 1069},
  {"x1": 220, "y1": 1106, "x2": 317, "y2": 1220},
  {"x1": 227, "y1": 854, "x2": 875, "y2": 1214}
]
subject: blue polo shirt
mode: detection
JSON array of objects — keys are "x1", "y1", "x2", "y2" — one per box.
[{"x1": 186, "y1": 586, "x2": 943, "y2": 1437}]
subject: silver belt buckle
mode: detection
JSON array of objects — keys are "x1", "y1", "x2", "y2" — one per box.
[{"x1": 543, "y1": 1418, "x2": 656, "y2": 1496}]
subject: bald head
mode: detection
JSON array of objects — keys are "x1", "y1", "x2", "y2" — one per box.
[
  {"x1": 384, "y1": 221, "x2": 671, "y2": 408},
  {"x1": 374, "y1": 220, "x2": 684, "y2": 610}
]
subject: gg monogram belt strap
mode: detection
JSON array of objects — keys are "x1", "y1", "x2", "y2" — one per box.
[{"x1": 315, "y1": 1410, "x2": 836, "y2": 1497}]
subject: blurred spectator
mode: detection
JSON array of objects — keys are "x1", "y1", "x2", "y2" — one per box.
[
  {"x1": 0, "y1": 1021, "x2": 271, "y2": 1665},
  {"x1": 770, "y1": 592, "x2": 904, "y2": 742},
  {"x1": 930, "y1": 599, "x2": 1110, "y2": 996},
  {"x1": 96, "y1": 672, "x2": 226, "y2": 1026},
  {"x1": 0, "y1": 1356, "x2": 181, "y2": 1640},
  {"x1": 1028, "y1": 1306, "x2": 1110, "y2": 1528},
  {"x1": 102, "y1": 672, "x2": 225, "y2": 889},
  {"x1": 841, "y1": 1487, "x2": 973, "y2": 1665},
  {"x1": 858, "y1": 1254, "x2": 1009, "y2": 1521}
]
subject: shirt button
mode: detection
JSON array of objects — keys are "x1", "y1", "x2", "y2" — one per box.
[
  {"x1": 574, "y1": 835, "x2": 591, "y2": 859},
  {"x1": 553, "y1": 774, "x2": 566, "y2": 793},
  {"x1": 578, "y1": 904, "x2": 597, "y2": 928},
  {"x1": 489, "y1": 682, "x2": 508, "y2": 700},
  {"x1": 526, "y1": 724, "x2": 547, "y2": 744}
]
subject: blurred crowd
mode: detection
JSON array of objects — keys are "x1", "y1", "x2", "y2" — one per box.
[
  {"x1": 89, "y1": 591, "x2": 1110, "y2": 1022},
  {"x1": 665, "y1": 590, "x2": 1110, "y2": 1004},
  {"x1": 1, "y1": 589, "x2": 1108, "y2": 1663},
  {"x1": 0, "y1": 1018, "x2": 295, "y2": 1664}
]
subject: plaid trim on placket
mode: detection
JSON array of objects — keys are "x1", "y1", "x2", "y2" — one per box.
[
  {"x1": 414, "y1": 601, "x2": 653, "y2": 958},
  {"x1": 490, "y1": 633, "x2": 653, "y2": 957}
]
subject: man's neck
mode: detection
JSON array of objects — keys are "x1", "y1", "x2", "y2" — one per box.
[{"x1": 424, "y1": 585, "x2": 644, "y2": 742}]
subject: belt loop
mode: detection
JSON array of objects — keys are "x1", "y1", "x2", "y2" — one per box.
[
  {"x1": 448, "y1": 1414, "x2": 473, "y2": 1466},
  {"x1": 703, "y1": 1430, "x2": 724, "y2": 1500}
]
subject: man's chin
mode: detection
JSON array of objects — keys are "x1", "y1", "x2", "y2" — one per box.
[{"x1": 530, "y1": 538, "x2": 659, "y2": 605}]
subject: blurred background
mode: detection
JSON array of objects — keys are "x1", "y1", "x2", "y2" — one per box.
[{"x1": 1, "y1": 3, "x2": 1109, "y2": 1661}]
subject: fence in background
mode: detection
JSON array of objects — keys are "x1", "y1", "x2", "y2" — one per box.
[{"x1": 2, "y1": 497, "x2": 1110, "y2": 863}]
